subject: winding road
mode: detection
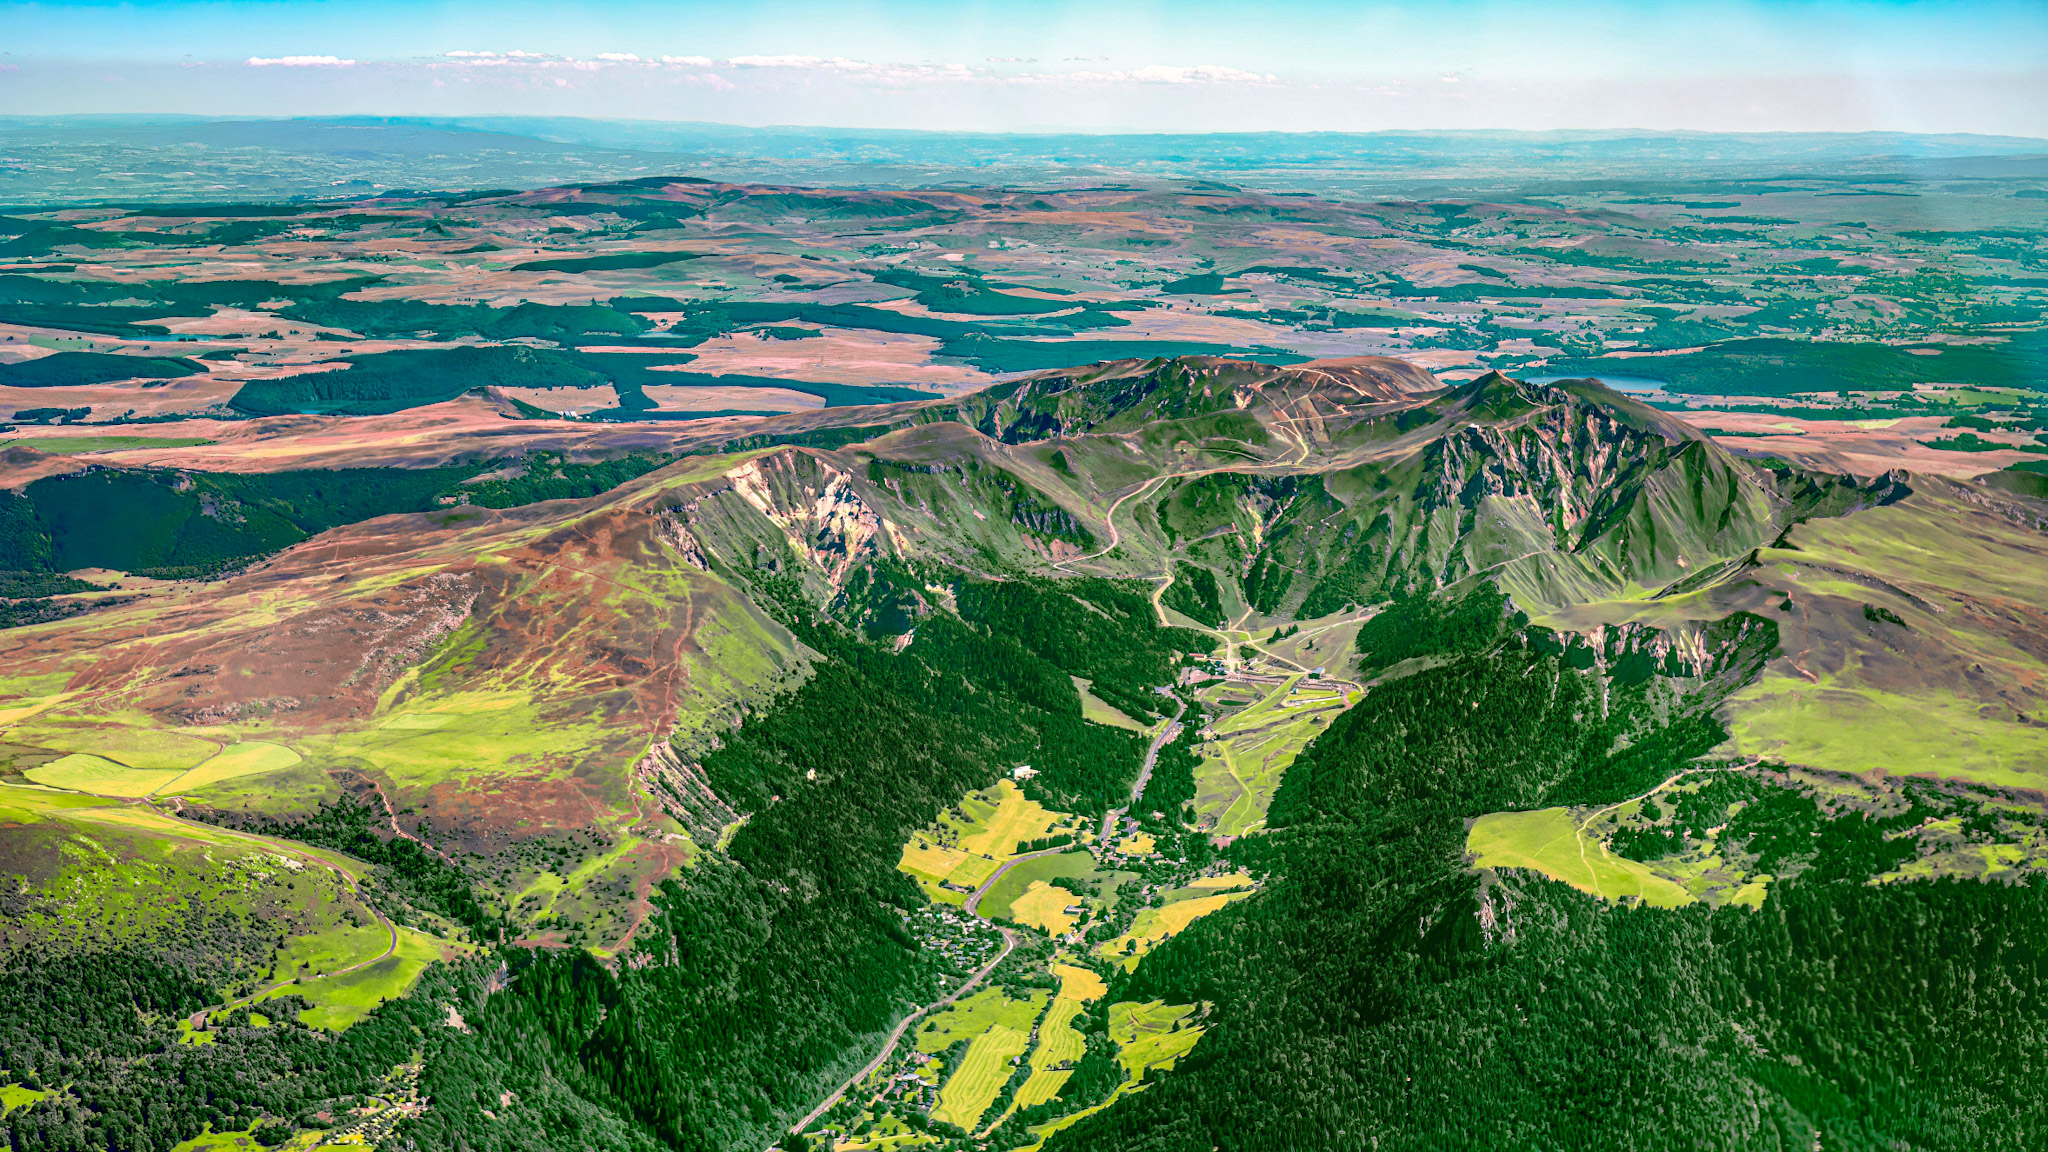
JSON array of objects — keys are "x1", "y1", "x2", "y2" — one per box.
[
  {"x1": 152, "y1": 801, "x2": 402, "y2": 1029},
  {"x1": 1099, "y1": 698, "x2": 1187, "y2": 847},
  {"x1": 788, "y1": 925, "x2": 1018, "y2": 1137},
  {"x1": 791, "y1": 710, "x2": 1185, "y2": 1140}
]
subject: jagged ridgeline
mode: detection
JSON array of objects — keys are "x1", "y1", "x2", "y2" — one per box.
[
  {"x1": 13, "y1": 352, "x2": 2040, "y2": 1152},
  {"x1": 767, "y1": 355, "x2": 1902, "y2": 626}
]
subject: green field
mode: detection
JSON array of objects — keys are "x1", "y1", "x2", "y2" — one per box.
[
  {"x1": 166, "y1": 1123, "x2": 319, "y2": 1151},
  {"x1": 915, "y1": 986, "x2": 1052, "y2": 1131},
  {"x1": 1020, "y1": 999, "x2": 1206, "y2": 1149},
  {"x1": 981, "y1": 851, "x2": 1097, "y2": 921},
  {"x1": 259, "y1": 925, "x2": 467, "y2": 1030},
  {"x1": 1072, "y1": 677, "x2": 1148, "y2": 731},
  {"x1": 158, "y1": 741, "x2": 303, "y2": 794},
  {"x1": 1009, "y1": 883, "x2": 1084, "y2": 935},
  {"x1": 1002, "y1": 964, "x2": 1103, "y2": 1117},
  {"x1": 1097, "y1": 887, "x2": 1254, "y2": 970},
  {"x1": 2, "y1": 435, "x2": 216, "y2": 454},
  {"x1": 838, "y1": 1114, "x2": 941, "y2": 1151},
  {"x1": 25, "y1": 752, "x2": 187, "y2": 796},
  {"x1": 18, "y1": 722, "x2": 229, "y2": 798},
  {"x1": 915, "y1": 987, "x2": 1047, "y2": 1054},
  {"x1": 899, "y1": 781, "x2": 1083, "y2": 905},
  {"x1": 1109, "y1": 1000, "x2": 1204, "y2": 1081},
  {"x1": 0, "y1": 782, "x2": 406, "y2": 1003},
  {"x1": 933, "y1": 1021, "x2": 1034, "y2": 1131},
  {"x1": 0, "y1": 1083, "x2": 48, "y2": 1116},
  {"x1": 1467, "y1": 807, "x2": 1695, "y2": 908}
]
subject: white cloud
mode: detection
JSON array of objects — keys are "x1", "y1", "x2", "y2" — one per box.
[
  {"x1": 728, "y1": 53, "x2": 823, "y2": 68},
  {"x1": 717, "y1": 55, "x2": 981, "y2": 84},
  {"x1": 246, "y1": 55, "x2": 355, "y2": 67},
  {"x1": 661, "y1": 55, "x2": 714, "y2": 66},
  {"x1": 1125, "y1": 64, "x2": 1273, "y2": 84},
  {"x1": 727, "y1": 54, "x2": 875, "y2": 71},
  {"x1": 441, "y1": 50, "x2": 547, "y2": 63},
  {"x1": 1038, "y1": 63, "x2": 1274, "y2": 85},
  {"x1": 595, "y1": 52, "x2": 640, "y2": 62}
]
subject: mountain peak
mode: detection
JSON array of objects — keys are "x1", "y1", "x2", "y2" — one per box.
[{"x1": 934, "y1": 353, "x2": 1440, "y2": 443}]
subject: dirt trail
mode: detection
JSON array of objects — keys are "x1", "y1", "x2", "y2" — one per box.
[
  {"x1": 361, "y1": 775, "x2": 459, "y2": 866},
  {"x1": 146, "y1": 800, "x2": 403, "y2": 1028},
  {"x1": 1567, "y1": 761, "x2": 1754, "y2": 897},
  {"x1": 1052, "y1": 416, "x2": 1315, "y2": 584}
]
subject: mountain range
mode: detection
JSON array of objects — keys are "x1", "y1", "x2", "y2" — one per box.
[{"x1": 6, "y1": 348, "x2": 2048, "y2": 1151}]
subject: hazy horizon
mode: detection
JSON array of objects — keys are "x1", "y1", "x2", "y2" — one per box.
[{"x1": 3, "y1": 0, "x2": 2045, "y2": 135}]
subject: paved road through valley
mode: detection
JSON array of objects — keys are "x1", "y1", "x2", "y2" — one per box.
[
  {"x1": 789, "y1": 697, "x2": 1185, "y2": 1142},
  {"x1": 1100, "y1": 697, "x2": 1187, "y2": 844}
]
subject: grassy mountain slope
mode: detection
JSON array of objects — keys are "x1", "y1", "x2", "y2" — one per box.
[
  {"x1": 6, "y1": 354, "x2": 2048, "y2": 1152},
  {"x1": 0, "y1": 451, "x2": 816, "y2": 956}
]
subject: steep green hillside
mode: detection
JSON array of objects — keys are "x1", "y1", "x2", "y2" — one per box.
[{"x1": 6, "y1": 356, "x2": 2048, "y2": 1152}]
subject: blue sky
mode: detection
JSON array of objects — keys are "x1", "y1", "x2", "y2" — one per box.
[{"x1": 3, "y1": 1, "x2": 2044, "y2": 134}]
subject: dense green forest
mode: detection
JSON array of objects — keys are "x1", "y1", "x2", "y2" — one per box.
[
  {"x1": 271, "y1": 299, "x2": 650, "y2": 343},
  {"x1": 8, "y1": 464, "x2": 483, "y2": 573},
  {"x1": 513, "y1": 252, "x2": 703, "y2": 273},
  {"x1": 1160, "y1": 562, "x2": 1225, "y2": 627},
  {"x1": 0, "y1": 955, "x2": 430, "y2": 1151},
  {"x1": 1041, "y1": 604, "x2": 2048, "y2": 1152},
  {"x1": 1549, "y1": 332, "x2": 2048, "y2": 397},
  {"x1": 0, "y1": 453, "x2": 697, "y2": 578},
  {"x1": 462, "y1": 451, "x2": 682, "y2": 508},
  {"x1": 0, "y1": 566, "x2": 1204, "y2": 1151},
  {"x1": 228, "y1": 346, "x2": 609, "y2": 416},
  {"x1": 0, "y1": 351, "x2": 202, "y2": 389}
]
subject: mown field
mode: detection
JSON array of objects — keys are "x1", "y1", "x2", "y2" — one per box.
[{"x1": 898, "y1": 781, "x2": 1084, "y2": 906}]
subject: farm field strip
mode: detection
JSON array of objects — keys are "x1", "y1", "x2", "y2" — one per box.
[
  {"x1": 933, "y1": 1022, "x2": 1033, "y2": 1131},
  {"x1": 1097, "y1": 887, "x2": 1255, "y2": 970},
  {"x1": 899, "y1": 781, "x2": 1083, "y2": 905},
  {"x1": 1018, "y1": 999, "x2": 1206, "y2": 1150},
  {"x1": 986, "y1": 962, "x2": 1107, "y2": 1128}
]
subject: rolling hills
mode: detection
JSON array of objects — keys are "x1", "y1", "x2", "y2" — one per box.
[
  {"x1": 0, "y1": 135, "x2": 2046, "y2": 1152},
  {"x1": 5, "y1": 343, "x2": 2048, "y2": 1151}
]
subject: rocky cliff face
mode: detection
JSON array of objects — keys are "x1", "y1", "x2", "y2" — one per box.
[{"x1": 724, "y1": 453, "x2": 886, "y2": 590}]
